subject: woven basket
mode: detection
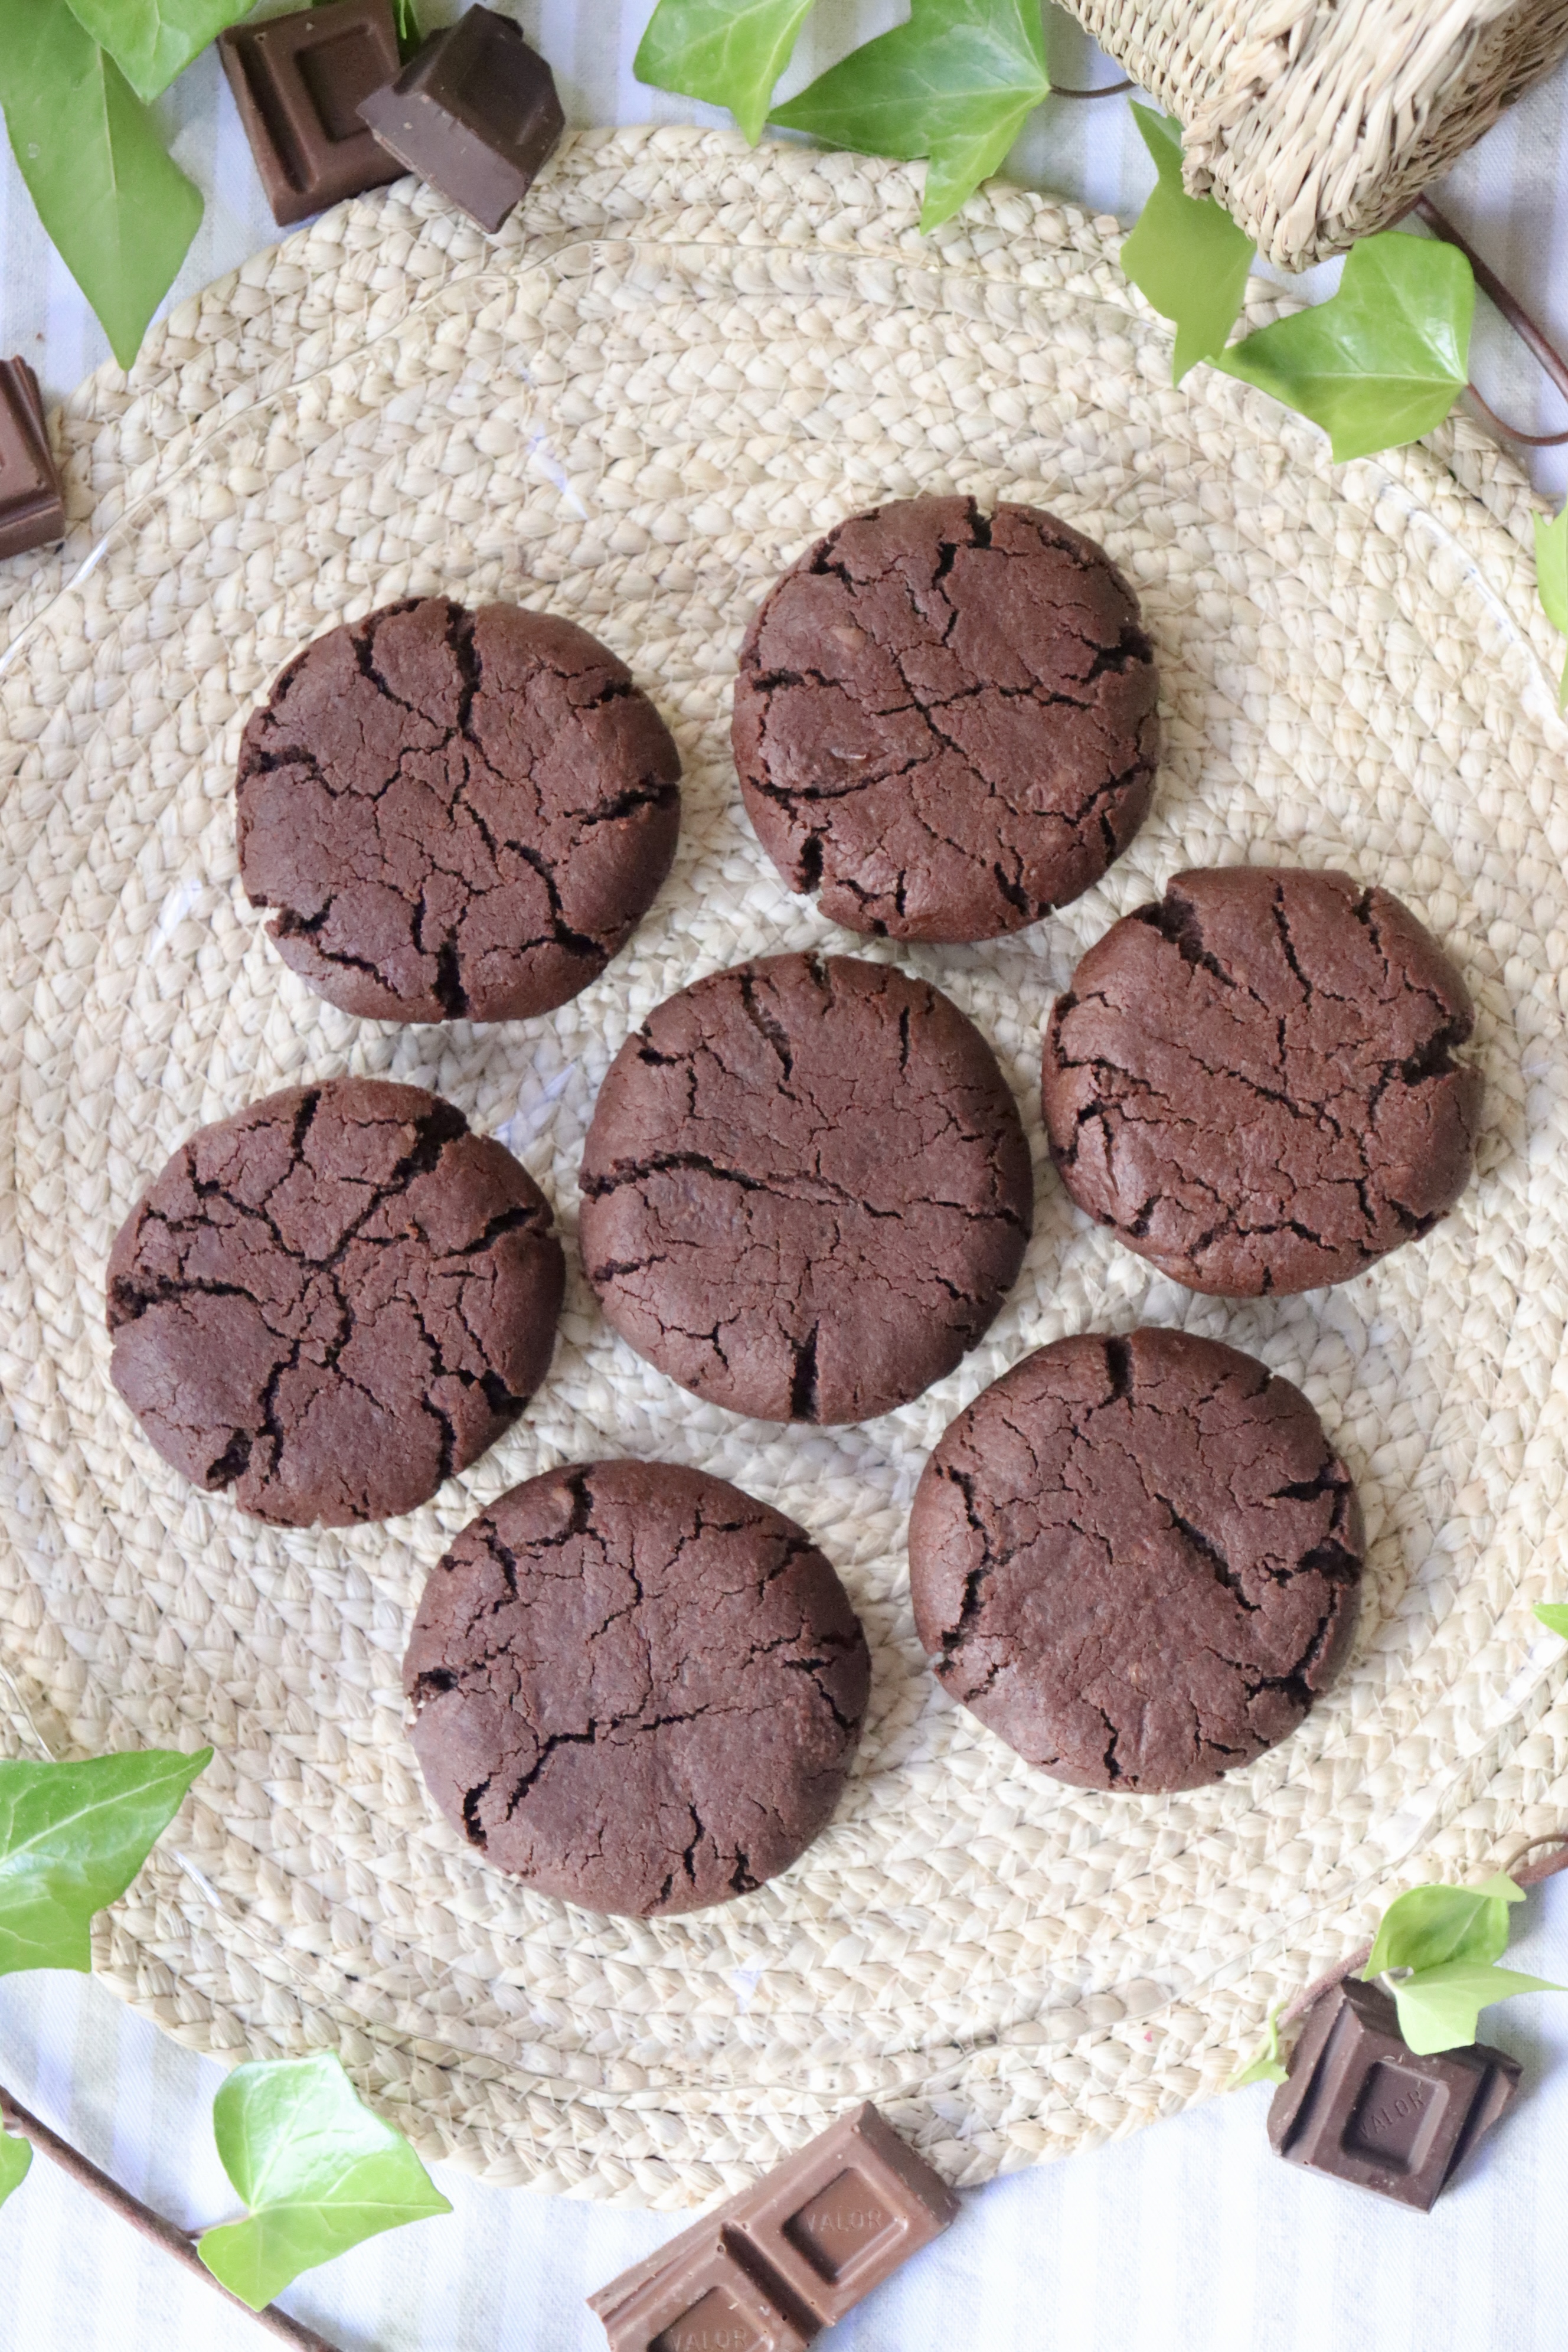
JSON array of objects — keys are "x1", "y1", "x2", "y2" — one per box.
[
  {"x1": 1064, "y1": 0, "x2": 1568, "y2": 266},
  {"x1": 2, "y1": 129, "x2": 1567, "y2": 2205}
]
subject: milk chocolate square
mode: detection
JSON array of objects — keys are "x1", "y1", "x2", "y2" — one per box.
[
  {"x1": 603, "y1": 2225, "x2": 814, "y2": 2352},
  {"x1": 358, "y1": 6, "x2": 564, "y2": 234},
  {"x1": 591, "y1": 2103, "x2": 960, "y2": 2346},
  {"x1": 218, "y1": 0, "x2": 403, "y2": 227},
  {"x1": 1268, "y1": 1977, "x2": 1520, "y2": 2211},
  {"x1": 729, "y1": 2103, "x2": 959, "y2": 2328},
  {"x1": 0, "y1": 358, "x2": 66, "y2": 561}
]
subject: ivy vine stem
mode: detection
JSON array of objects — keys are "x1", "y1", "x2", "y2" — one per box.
[
  {"x1": 1411, "y1": 194, "x2": 1568, "y2": 446},
  {"x1": 0, "y1": 2085, "x2": 337, "y2": 2352}
]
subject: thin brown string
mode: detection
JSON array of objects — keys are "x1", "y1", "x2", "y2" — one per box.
[
  {"x1": 1050, "y1": 77, "x2": 1135, "y2": 99},
  {"x1": 0, "y1": 2087, "x2": 337, "y2": 2352}
]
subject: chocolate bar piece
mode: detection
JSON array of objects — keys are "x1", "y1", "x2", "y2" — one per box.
[
  {"x1": 1268, "y1": 1977, "x2": 1520, "y2": 2211},
  {"x1": 358, "y1": 6, "x2": 564, "y2": 235},
  {"x1": 218, "y1": 0, "x2": 403, "y2": 227},
  {"x1": 604, "y1": 2224, "x2": 814, "y2": 2352},
  {"x1": 0, "y1": 358, "x2": 66, "y2": 561},
  {"x1": 590, "y1": 2103, "x2": 960, "y2": 2348},
  {"x1": 728, "y1": 2104, "x2": 958, "y2": 2329}
]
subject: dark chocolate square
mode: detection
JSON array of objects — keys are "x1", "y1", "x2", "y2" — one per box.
[
  {"x1": 1268, "y1": 1977, "x2": 1521, "y2": 2211},
  {"x1": 218, "y1": 0, "x2": 404, "y2": 227},
  {"x1": 358, "y1": 6, "x2": 564, "y2": 235},
  {"x1": 0, "y1": 358, "x2": 67, "y2": 563}
]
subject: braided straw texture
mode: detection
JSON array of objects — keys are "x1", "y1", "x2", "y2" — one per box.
[
  {"x1": 1061, "y1": 0, "x2": 1568, "y2": 266},
  {"x1": 1, "y1": 129, "x2": 1567, "y2": 2205}
]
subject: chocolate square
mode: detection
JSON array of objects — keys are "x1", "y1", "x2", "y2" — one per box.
[
  {"x1": 729, "y1": 2105, "x2": 959, "y2": 2328},
  {"x1": 218, "y1": 0, "x2": 404, "y2": 227},
  {"x1": 0, "y1": 358, "x2": 66, "y2": 562},
  {"x1": 358, "y1": 6, "x2": 564, "y2": 235},
  {"x1": 602, "y1": 2226, "x2": 813, "y2": 2352},
  {"x1": 590, "y1": 2103, "x2": 959, "y2": 2346},
  {"x1": 1268, "y1": 1977, "x2": 1521, "y2": 2211}
]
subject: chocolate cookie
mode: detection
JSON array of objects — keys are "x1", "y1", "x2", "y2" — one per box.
[
  {"x1": 909, "y1": 1328, "x2": 1364, "y2": 1792},
  {"x1": 236, "y1": 597, "x2": 681, "y2": 1023},
  {"x1": 1041, "y1": 866, "x2": 1480, "y2": 1296},
  {"x1": 403, "y1": 1459, "x2": 871, "y2": 1915},
  {"x1": 106, "y1": 1079, "x2": 564, "y2": 1525},
  {"x1": 731, "y1": 496, "x2": 1160, "y2": 942},
  {"x1": 578, "y1": 953, "x2": 1033, "y2": 1423}
]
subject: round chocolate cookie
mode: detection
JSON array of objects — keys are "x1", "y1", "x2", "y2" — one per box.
[
  {"x1": 236, "y1": 597, "x2": 681, "y2": 1023},
  {"x1": 106, "y1": 1079, "x2": 564, "y2": 1526},
  {"x1": 578, "y1": 952, "x2": 1033, "y2": 1423},
  {"x1": 403, "y1": 1459, "x2": 871, "y2": 1915},
  {"x1": 909, "y1": 1328, "x2": 1364, "y2": 1792},
  {"x1": 1041, "y1": 866, "x2": 1480, "y2": 1296},
  {"x1": 731, "y1": 496, "x2": 1160, "y2": 942}
]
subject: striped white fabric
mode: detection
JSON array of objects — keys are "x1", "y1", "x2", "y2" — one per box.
[
  {"x1": 0, "y1": 2, "x2": 1564, "y2": 491},
  {"x1": 2, "y1": 1879, "x2": 1564, "y2": 2350},
  {"x1": 2, "y1": 6, "x2": 1567, "y2": 2348}
]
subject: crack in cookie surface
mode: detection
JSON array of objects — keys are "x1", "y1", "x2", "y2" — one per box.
[
  {"x1": 1040, "y1": 866, "x2": 1481, "y2": 1296},
  {"x1": 908, "y1": 1328, "x2": 1364, "y2": 1792},
  {"x1": 237, "y1": 597, "x2": 681, "y2": 1023},
  {"x1": 106, "y1": 1078, "x2": 565, "y2": 1525},
  {"x1": 403, "y1": 1460, "x2": 870, "y2": 1915},
  {"x1": 732, "y1": 496, "x2": 1160, "y2": 943},
  {"x1": 578, "y1": 952, "x2": 1034, "y2": 1423}
]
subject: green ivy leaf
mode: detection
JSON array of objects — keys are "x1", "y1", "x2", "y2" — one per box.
[
  {"x1": 1216, "y1": 231, "x2": 1473, "y2": 463},
  {"x1": 1121, "y1": 106, "x2": 1254, "y2": 386},
  {"x1": 635, "y1": 0, "x2": 818, "y2": 146},
  {"x1": 1534, "y1": 508, "x2": 1568, "y2": 711},
  {"x1": 0, "y1": 1748, "x2": 211, "y2": 1975},
  {"x1": 1364, "y1": 1873, "x2": 1524, "y2": 1978},
  {"x1": 391, "y1": 0, "x2": 420, "y2": 62},
  {"x1": 60, "y1": 0, "x2": 254, "y2": 105},
  {"x1": 0, "y1": 2130, "x2": 31, "y2": 2209},
  {"x1": 1536, "y1": 1601, "x2": 1568, "y2": 1636},
  {"x1": 772, "y1": 0, "x2": 1050, "y2": 234},
  {"x1": 1228, "y1": 2002, "x2": 1288, "y2": 2089},
  {"x1": 0, "y1": 0, "x2": 203, "y2": 370},
  {"x1": 198, "y1": 2053, "x2": 452, "y2": 2311},
  {"x1": 1389, "y1": 1959, "x2": 1563, "y2": 2057}
]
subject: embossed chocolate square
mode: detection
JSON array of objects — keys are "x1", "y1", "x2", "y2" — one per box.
[
  {"x1": 1268, "y1": 1977, "x2": 1520, "y2": 2210},
  {"x1": 602, "y1": 2226, "x2": 812, "y2": 2352},
  {"x1": 358, "y1": 6, "x2": 564, "y2": 234},
  {"x1": 590, "y1": 2102, "x2": 960, "y2": 2346},
  {"x1": 0, "y1": 358, "x2": 66, "y2": 562},
  {"x1": 218, "y1": 0, "x2": 403, "y2": 226},
  {"x1": 729, "y1": 2103, "x2": 959, "y2": 2328}
]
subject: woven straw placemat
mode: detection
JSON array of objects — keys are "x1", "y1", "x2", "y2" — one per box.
[{"x1": 2, "y1": 128, "x2": 1567, "y2": 2206}]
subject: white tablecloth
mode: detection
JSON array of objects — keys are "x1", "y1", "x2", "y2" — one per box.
[{"x1": 3, "y1": 8, "x2": 1567, "y2": 2348}]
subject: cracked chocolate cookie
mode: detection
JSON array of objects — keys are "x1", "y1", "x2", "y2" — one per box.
[
  {"x1": 731, "y1": 496, "x2": 1160, "y2": 942},
  {"x1": 236, "y1": 596, "x2": 681, "y2": 1023},
  {"x1": 106, "y1": 1078, "x2": 565, "y2": 1525},
  {"x1": 1041, "y1": 866, "x2": 1481, "y2": 1296},
  {"x1": 403, "y1": 1459, "x2": 871, "y2": 1915},
  {"x1": 577, "y1": 952, "x2": 1033, "y2": 1424},
  {"x1": 909, "y1": 1328, "x2": 1364, "y2": 1792}
]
